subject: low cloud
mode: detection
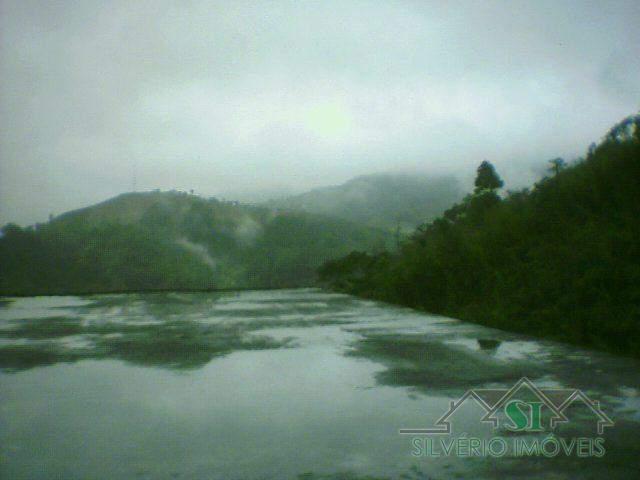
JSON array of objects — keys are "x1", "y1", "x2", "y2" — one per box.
[{"x1": 1, "y1": 0, "x2": 639, "y2": 225}]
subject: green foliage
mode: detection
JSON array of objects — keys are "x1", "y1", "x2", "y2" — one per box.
[
  {"x1": 319, "y1": 114, "x2": 640, "y2": 357},
  {"x1": 474, "y1": 160, "x2": 504, "y2": 193},
  {"x1": 246, "y1": 213, "x2": 391, "y2": 288},
  {"x1": 0, "y1": 191, "x2": 389, "y2": 294},
  {"x1": 0, "y1": 222, "x2": 216, "y2": 294}
]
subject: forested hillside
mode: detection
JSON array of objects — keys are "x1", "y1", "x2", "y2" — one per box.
[
  {"x1": 0, "y1": 191, "x2": 390, "y2": 295},
  {"x1": 319, "y1": 115, "x2": 640, "y2": 356}
]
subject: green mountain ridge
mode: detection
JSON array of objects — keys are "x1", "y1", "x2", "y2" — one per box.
[{"x1": 0, "y1": 190, "x2": 391, "y2": 295}]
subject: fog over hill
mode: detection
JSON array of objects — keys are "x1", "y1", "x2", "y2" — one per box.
[
  {"x1": 1, "y1": 169, "x2": 469, "y2": 295},
  {"x1": 0, "y1": 189, "x2": 392, "y2": 295},
  {"x1": 267, "y1": 173, "x2": 463, "y2": 231},
  {"x1": 2, "y1": 1, "x2": 638, "y2": 227}
]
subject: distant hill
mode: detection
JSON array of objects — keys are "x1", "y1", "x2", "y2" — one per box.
[
  {"x1": 0, "y1": 190, "x2": 390, "y2": 295},
  {"x1": 266, "y1": 173, "x2": 463, "y2": 231}
]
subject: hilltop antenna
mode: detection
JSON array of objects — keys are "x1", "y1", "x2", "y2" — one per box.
[{"x1": 132, "y1": 158, "x2": 137, "y2": 192}]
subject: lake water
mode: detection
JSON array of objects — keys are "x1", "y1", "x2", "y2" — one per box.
[{"x1": 1, "y1": 289, "x2": 639, "y2": 479}]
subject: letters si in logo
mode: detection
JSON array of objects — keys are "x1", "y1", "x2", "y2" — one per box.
[{"x1": 400, "y1": 377, "x2": 614, "y2": 435}]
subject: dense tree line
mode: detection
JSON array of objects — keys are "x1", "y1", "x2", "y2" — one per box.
[
  {"x1": 319, "y1": 114, "x2": 640, "y2": 357},
  {"x1": 0, "y1": 222, "x2": 217, "y2": 294}
]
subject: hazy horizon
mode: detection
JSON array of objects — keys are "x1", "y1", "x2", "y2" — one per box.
[{"x1": 1, "y1": 0, "x2": 639, "y2": 226}]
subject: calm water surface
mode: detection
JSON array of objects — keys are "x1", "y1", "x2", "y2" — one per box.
[{"x1": 1, "y1": 289, "x2": 639, "y2": 479}]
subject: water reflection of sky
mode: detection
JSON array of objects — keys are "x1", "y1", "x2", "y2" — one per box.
[{"x1": 1, "y1": 289, "x2": 639, "y2": 479}]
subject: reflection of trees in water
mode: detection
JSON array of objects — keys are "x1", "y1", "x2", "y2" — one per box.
[
  {"x1": 347, "y1": 333, "x2": 538, "y2": 393},
  {"x1": 0, "y1": 291, "x2": 362, "y2": 372},
  {"x1": 0, "y1": 317, "x2": 292, "y2": 372},
  {"x1": 477, "y1": 338, "x2": 501, "y2": 351},
  {"x1": 0, "y1": 294, "x2": 296, "y2": 372}
]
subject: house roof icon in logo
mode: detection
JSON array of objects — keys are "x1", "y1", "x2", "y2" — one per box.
[{"x1": 400, "y1": 377, "x2": 614, "y2": 435}]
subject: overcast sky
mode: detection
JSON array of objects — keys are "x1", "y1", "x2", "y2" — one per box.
[{"x1": 1, "y1": 0, "x2": 638, "y2": 225}]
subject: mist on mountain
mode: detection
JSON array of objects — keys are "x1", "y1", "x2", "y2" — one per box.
[
  {"x1": 0, "y1": 188, "x2": 392, "y2": 295},
  {"x1": 267, "y1": 173, "x2": 463, "y2": 231}
]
